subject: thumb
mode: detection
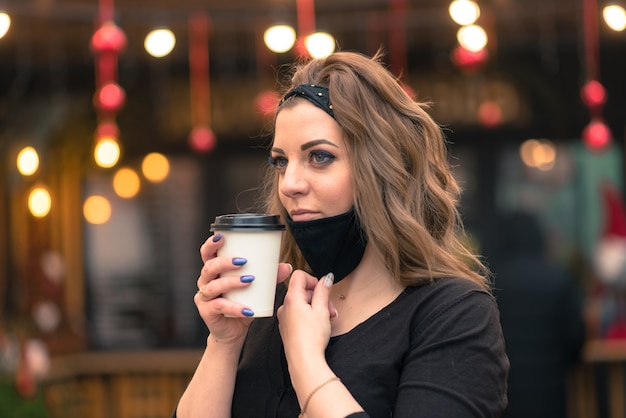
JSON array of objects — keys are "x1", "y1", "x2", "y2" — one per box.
[{"x1": 311, "y1": 272, "x2": 334, "y2": 311}]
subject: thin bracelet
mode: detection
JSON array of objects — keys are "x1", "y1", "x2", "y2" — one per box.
[{"x1": 298, "y1": 376, "x2": 341, "y2": 418}]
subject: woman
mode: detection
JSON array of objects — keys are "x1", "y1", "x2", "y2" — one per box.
[{"x1": 174, "y1": 50, "x2": 508, "y2": 418}]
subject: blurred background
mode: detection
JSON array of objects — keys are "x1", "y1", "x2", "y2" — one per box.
[{"x1": 0, "y1": 0, "x2": 625, "y2": 417}]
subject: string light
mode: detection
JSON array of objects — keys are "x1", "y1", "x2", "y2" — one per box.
[
  {"x1": 304, "y1": 32, "x2": 335, "y2": 58},
  {"x1": 603, "y1": 4, "x2": 626, "y2": 31},
  {"x1": 113, "y1": 167, "x2": 140, "y2": 198},
  {"x1": 145, "y1": 28, "x2": 176, "y2": 57},
  {"x1": 0, "y1": 11, "x2": 10, "y2": 39},
  {"x1": 457, "y1": 24, "x2": 488, "y2": 52},
  {"x1": 94, "y1": 137, "x2": 121, "y2": 168},
  {"x1": 449, "y1": 0, "x2": 481, "y2": 26},
  {"x1": 16, "y1": 146, "x2": 40, "y2": 176},
  {"x1": 141, "y1": 152, "x2": 170, "y2": 183},
  {"x1": 28, "y1": 187, "x2": 52, "y2": 218},
  {"x1": 83, "y1": 195, "x2": 112, "y2": 225},
  {"x1": 264, "y1": 25, "x2": 296, "y2": 53}
]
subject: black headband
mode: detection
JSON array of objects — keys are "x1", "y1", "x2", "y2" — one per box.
[{"x1": 279, "y1": 84, "x2": 335, "y2": 119}]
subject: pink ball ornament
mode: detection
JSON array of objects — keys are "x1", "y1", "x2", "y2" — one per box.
[
  {"x1": 91, "y1": 21, "x2": 127, "y2": 54},
  {"x1": 583, "y1": 119, "x2": 612, "y2": 151},
  {"x1": 581, "y1": 80, "x2": 607, "y2": 108},
  {"x1": 451, "y1": 45, "x2": 488, "y2": 73},
  {"x1": 95, "y1": 121, "x2": 119, "y2": 140},
  {"x1": 254, "y1": 90, "x2": 280, "y2": 117},
  {"x1": 94, "y1": 82, "x2": 126, "y2": 113},
  {"x1": 189, "y1": 126, "x2": 217, "y2": 153}
]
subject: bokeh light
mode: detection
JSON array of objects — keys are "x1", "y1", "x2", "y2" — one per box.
[
  {"x1": 83, "y1": 195, "x2": 112, "y2": 225},
  {"x1": 264, "y1": 25, "x2": 296, "y2": 53},
  {"x1": 457, "y1": 24, "x2": 488, "y2": 52},
  {"x1": 145, "y1": 28, "x2": 176, "y2": 57},
  {"x1": 449, "y1": 0, "x2": 481, "y2": 26},
  {"x1": 520, "y1": 139, "x2": 557, "y2": 171},
  {"x1": 28, "y1": 187, "x2": 52, "y2": 217},
  {"x1": 305, "y1": 32, "x2": 335, "y2": 59},
  {"x1": 142, "y1": 152, "x2": 170, "y2": 183},
  {"x1": 0, "y1": 12, "x2": 10, "y2": 39},
  {"x1": 17, "y1": 146, "x2": 39, "y2": 176},
  {"x1": 113, "y1": 167, "x2": 141, "y2": 198},
  {"x1": 603, "y1": 4, "x2": 626, "y2": 31},
  {"x1": 94, "y1": 138, "x2": 121, "y2": 168}
]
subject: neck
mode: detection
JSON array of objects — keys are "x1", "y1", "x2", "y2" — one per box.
[{"x1": 329, "y1": 245, "x2": 405, "y2": 336}]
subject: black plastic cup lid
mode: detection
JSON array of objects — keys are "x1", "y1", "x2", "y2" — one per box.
[{"x1": 210, "y1": 213, "x2": 286, "y2": 231}]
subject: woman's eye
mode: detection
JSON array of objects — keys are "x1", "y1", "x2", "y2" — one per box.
[
  {"x1": 268, "y1": 156, "x2": 288, "y2": 169},
  {"x1": 309, "y1": 150, "x2": 335, "y2": 165}
]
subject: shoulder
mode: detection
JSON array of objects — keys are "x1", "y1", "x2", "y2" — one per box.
[{"x1": 399, "y1": 277, "x2": 501, "y2": 338}]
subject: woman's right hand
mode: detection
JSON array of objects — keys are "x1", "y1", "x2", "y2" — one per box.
[{"x1": 194, "y1": 233, "x2": 292, "y2": 345}]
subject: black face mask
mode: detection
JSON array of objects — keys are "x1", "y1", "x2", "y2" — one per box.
[{"x1": 286, "y1": 209, "x2": 368, "y2": 283}]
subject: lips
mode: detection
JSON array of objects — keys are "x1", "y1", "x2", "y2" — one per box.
[{"x1": 289, "y1": 209, "x2": 320, "y2": 222}]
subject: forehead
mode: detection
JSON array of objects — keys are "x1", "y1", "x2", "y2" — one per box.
[{"x1": 274, "y1": 100, "x2": 344, "y2": 145}]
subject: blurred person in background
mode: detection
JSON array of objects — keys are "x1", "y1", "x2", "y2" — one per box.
[{"x1": 486, "y1": 210, "x2": 586, "y2": 418}]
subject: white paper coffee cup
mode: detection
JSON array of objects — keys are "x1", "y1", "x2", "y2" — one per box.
[{"x1": 211, "y1": 213, "x2": 285, "y2": 317}]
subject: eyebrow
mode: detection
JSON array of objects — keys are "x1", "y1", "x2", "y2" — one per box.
[{"x1": 271, "y1": 139, "x2": 339, "y2": 155}]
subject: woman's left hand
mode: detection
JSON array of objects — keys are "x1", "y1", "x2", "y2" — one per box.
[{"x1": 277, "y1": 270, "x2": 337, "y2": 362}]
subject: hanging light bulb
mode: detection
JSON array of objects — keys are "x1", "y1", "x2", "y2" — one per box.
[
  {"x1": 449, "y1": 0, "x2": 481, "y2": 26},
  {"x1": 305, "y1": 32, "x2": 335, "y2": 59},
  {"x1": 603, "y1": 4, "x2": 626, "y2": 31},
  {"x1": 145, "y1": 28, "x2": 176, "y2": 57},
  {"x1": 264, "y1": 24, "x2": 297, "y2": 53},
  {"x1": 141, "y1": 152, "x2": 170, "y2": 183},
  {"x1": 457, "y1": 24, "x2": 488, "y2": 52},
  {"x1": 83, "y1": 195, "x2": 112, "y2": 225},
  {"x1": 113, "y1": 167, "x2": 140, "y2": 198},
  {"x1": 16, "y1": 146, "x2": 40, "y2": 176},
  {"x1": 0, "y1": 11, "x2": 10, "y2": 39},
  {"x1": 28, "y1": 187, "x2": 52, "y2": 218},
  {"x1": 94, "y1": 137, "x2": 121, "y2": 168}
]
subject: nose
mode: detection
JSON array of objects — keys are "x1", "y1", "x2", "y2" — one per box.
[{"x1": 279, "y1": 161, "x2": 309, "y2": 198}]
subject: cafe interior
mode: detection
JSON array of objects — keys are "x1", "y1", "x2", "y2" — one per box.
[{"x1": 0, "y1": 0, "x2": 625, "y2": 416}]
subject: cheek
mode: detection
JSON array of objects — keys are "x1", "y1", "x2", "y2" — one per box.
[{"x1": 321, "y1": 173, "x2": 354, "y2": 209}]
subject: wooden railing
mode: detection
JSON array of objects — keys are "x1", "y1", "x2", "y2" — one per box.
[{"x1": 42, "y1": 350, "x2": 203, "y2": 418}]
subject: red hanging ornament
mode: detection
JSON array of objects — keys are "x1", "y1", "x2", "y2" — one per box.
[
  {"x1": 451, "y1": 45, "x2": 488, "y2": 73},
  {"x1": 188, "y1": 126, "x2": 217, "y2": 153},
  {"x1": 478, "y1": 101, "x2": 503, "y2": 128},
  {"x1": 254, "y1": 90, "x2": 280, "y2": 117},
  {"x1": 583, "y1": 118, "x2": 612, "y2": 151},
  {"x1": 581, "y1": 79, "x2": 607, "y2": 108},
  {"x1": 91, "y1": 21, "x2": 127, "y2": 54},
  {"x1": 94, "y1": 81, "x2": 126, "y2": 112},
  {"x1": 188, "y1": 12, "x2": 216, "y2": 153},
  {"x1": 95, "y1": 120, "x2": 119, "y2": 140}
]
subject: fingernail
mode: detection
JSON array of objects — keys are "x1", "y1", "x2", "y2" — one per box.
[
  {"x1": 240, "y1": 275, "x2": 255, "y2": 283},
  {"x1": 212, "y1": 233, "x2": 223, "y2": 242},
  {"x1": 232, "y1": 257, "x2": 247, "y2": 266},
  {"x1": 242, "y1": 308, "x2": 254, "y2": 317},
  {"x1": 287, "y1": 263, "x2": 294, "y2": 275},
  {"x1": 323, "y1": 272, "x2": 334, "y2": 288}
]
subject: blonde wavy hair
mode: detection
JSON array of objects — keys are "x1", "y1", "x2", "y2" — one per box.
[{"x1": 260, "y1": 50, "x2": 490, "y2": 289}]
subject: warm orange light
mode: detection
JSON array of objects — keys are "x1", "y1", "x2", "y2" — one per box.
[
  {"x1": 520, "y1": 139, "x2": 556, "y2": 171},
  {"x1": 28, "y1": 187, "x2": 52, "y2": 217},
  {"x1": 141, "y1": 152, "x2": 170, "y2": 183},
  {"x1": 17, "y1": 146, "x2": 39, "y2": 176},
  {"x1": 83, "y1": 195, "x2": 112, "y2": 225},
  {"x1": 113, "y1": 167, "x2": 141, "y2": 198},
  {"x1": 94, "y1": 138, "x2": 120, "y2": 168}
]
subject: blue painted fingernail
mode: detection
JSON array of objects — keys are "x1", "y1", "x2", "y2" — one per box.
[
  {"x1": 212, "y1": 233, "x2": 223, "y2": 242},
  {"x1": 242, "y1": 308, "x2": 254, "y2": 317},
  {"x1": 232, "y1": 257, "x2": 247, "y2": 266},
  {"x1": 240, "y1": 275, "x2": 255, "y2": 283}
]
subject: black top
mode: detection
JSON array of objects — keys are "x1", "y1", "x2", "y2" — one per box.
[{"x1": 173, "y1": 277, "x2": 509, "y2": 418}]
